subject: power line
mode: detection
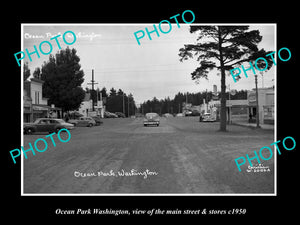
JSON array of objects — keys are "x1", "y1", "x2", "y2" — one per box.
[
  {"x1": 84, "y1": 63, "x2": 184, "y2": 71},
  {"x1": 85, "y1": 68, "x2": 190, "y2": 74},
  {"x1": 83, "y1": 64, "x2": 195, "y2": 74},
  {"x1": 73, "y1": 36, "x2": 195, "y2": 46}
]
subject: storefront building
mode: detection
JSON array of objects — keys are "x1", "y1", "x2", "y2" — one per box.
[
  {"x1": 208, "y1": 99, "x2": 249, "y2": 123},
  {"x1": 24, "y1": 78, "x2": 51, "y2": 122},
  {"x1": 23, "y1": 88, "x2": 32, "y2": 123},
  {"x1": 77, "y1": 93, "x2": 104, "y2": 117},
  {"x1": 248, "y1": 87, "x2": 274, "y2": 125}
]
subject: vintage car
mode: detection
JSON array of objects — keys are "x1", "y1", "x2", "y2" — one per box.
[
  {"x1": 143, "y1": 113, "x2": 160, "y2": 127},
  {"x1": 115, "y1": 112, "x2": 126, "y2": 118},
  {"x1": 200, "y1": 113, "x2": 216, "y2": 122},
  {"x1": 24, "y1": 118, "x2": 74, "y2": 134},
  {"x1": 104, "y1": 111, "x2": 118, "y2": 118},
  {"x1": 184, "y1": 110, "x2": 193, "y2": 117},
  {"x1": 68, "y1": 116, "x2": 96, "y2": 127},
  {"x1": 91, "y1": 116, "x2": 103, "y2": 126}
]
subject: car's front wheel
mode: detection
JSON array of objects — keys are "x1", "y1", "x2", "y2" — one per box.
[
  {"x1": 55, "y1": 127, "x2": 65, "y2": 133},
  {"x1": 25, "y1": 128, "x2": 34, "y2": 135}
]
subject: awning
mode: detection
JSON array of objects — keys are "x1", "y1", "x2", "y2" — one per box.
[{"x1": 32, "y1": 105, "x2": 49, "y2": 111}]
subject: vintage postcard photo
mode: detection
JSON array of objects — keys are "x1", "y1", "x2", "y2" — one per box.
[{"x1": 20, "y1": 23, "x2": 276, "y2": 195}]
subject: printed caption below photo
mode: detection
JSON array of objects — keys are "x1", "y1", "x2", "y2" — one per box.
[{"x1": 55, "y1": 208, "x2": 247, "y2": 216}]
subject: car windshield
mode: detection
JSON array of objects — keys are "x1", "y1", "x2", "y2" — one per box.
[
  {"x1": 145, "y1": 113, "x2": 158, "y2": 118},
  {"x1": 54, "y1": 119, "x2": 65, "y2": 123},
  {"x1": 34, "y1": 119, "x2": 41, "y2": 124},
  {"x1": 34, "y1": 119, "x2": 48, "y2": 124}
]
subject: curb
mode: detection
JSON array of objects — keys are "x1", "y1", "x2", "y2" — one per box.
[{"x1": 231, "y1": 123, "x2": 274, "y2": 130}]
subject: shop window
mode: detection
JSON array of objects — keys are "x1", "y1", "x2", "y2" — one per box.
[{"x1": 34, "y1": 91, "x2": 40, "y2": 104}]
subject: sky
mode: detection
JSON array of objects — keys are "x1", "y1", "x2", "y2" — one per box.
[{"x1": 22, "y1": 24, "x2": 276, "y2": 104}]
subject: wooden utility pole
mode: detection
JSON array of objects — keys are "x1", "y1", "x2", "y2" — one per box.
[
  {"x1": 206, "y1": 89, "x2": 208, "y2": 112},
  {"x1": 87, "y1": 69, "x2": 98, "y2": 112},
  {"x1": 123, "y1": 93, "x2": 125, "y2": 114},
  {"x1": 255, "y1": 74, "x2": 260, "y2": 128},
  {"x1": 127, "y1": 96, "x2": 130, "y2": 117}
]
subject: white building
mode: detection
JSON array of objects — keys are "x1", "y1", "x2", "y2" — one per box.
[
  {"x1": 248, "y1": 87, "x2": 274, "y2": 124},
  {"x1": 30, "y1": 78, "x2": 48, "y2": 106},
  {"x1": 201, "y1": 99, "x2": 248, "y2": 123},
  {"x1": 24, "y1": 78, "x2": 49, "y2": 122},
  {"x1": 77, "y1": 93, "x2": 104, "y2": 117}
]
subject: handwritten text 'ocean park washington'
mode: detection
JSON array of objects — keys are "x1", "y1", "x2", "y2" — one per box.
[
  {"x1": 74, "y1": 169, "x2": 158, "y2": 179},
  {"x1": 14, "y1": 30, "x2": 77, "y2": 67}
]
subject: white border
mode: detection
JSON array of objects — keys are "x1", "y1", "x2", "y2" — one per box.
[{"x1": 21, "y1": 23, "x2": 277, "y2": 196}]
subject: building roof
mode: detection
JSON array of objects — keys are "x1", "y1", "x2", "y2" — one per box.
[
  {"x1": 227, "y1": 99, "x2": 248, "y2": 106},
  {"x1": 209, "y1": 99, "x2": 248, "y2": 107},
  {"x1": 30, "y1": 77, "x2": 45, "y2": 84}
]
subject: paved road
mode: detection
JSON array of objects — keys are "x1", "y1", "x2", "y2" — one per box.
[{"x1": 23, "y1": 117, "x2": 275, "y2": 194}]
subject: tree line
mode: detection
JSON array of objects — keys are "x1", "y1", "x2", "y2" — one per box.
[
  {"x1": 86, "y1": 87, "x2": 137, "y2": 117},
  {"x1": 141, "y1": 90, "x2": 247, "y2": 115}
]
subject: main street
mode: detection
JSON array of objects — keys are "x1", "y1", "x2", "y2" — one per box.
[{"x1": 23, "y1": 117, "x2": 274, "y2": 194}]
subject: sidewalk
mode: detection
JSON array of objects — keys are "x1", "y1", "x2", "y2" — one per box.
[{"x1": 231, "y1": 122, "x2": 274, "y2": 130}]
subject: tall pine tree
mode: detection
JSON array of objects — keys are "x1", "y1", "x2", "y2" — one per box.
[{"x1": 179, "y1": 26, "x2": 274, "y2": 131}]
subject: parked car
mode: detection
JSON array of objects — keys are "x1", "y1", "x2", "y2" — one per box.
[
  {"x1": 143, "y1": 113, "x2": 160, "y2": 127},
  {"x1": 184, "y1": 110, "x2": 193, "y2": 117},
  {"x1": 91, "y1": 116, "x2": 103, "y2": 126},
  {"x1": 69, "y1": 116, "x2": 96, "y2": 127},
  {"x1": 115, "y1": 112, "x2": 126, "y2": 118},
  {"x1": 191, "y1": 110, "x2": 200, "y2": 116},
  {"x1": 200, "y1": 113, "x2": 216, "y2": 122},
  {"x1": 24, "y1": 118, "x2": 74, "y2": 134},
  {"x1": 104, "y1": 111, "x2": 118, "y2": 118},
  {"x1": 176, "y1": 113, "x2": 184, "y2": 117}
]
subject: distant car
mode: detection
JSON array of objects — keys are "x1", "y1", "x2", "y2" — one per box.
[
  {"x1": 184, "y1": 111, "x2": 193, "y2": 117},
  {"x1": 135, "y1": 113, "x2": 144, "y2": 118},
  {"x1": 24, "y1": 118, "x2": 74, "y2": 134},
  {"x1": 115, "y1": 112, "x2": 126, "y2": 118},
  {"x1": 91, "y1": 116, "x2": 103, "y2": 126},
  {"x1": 201, "y1": 113, "x2": 216, "y2": 122},
  {"x1": 69, "y1": 116, "x2": 96, "y2": 127},
  {"x1": 191, "y1": 110, "x2": 200, "y2": 116},
  {"x1": 163, "y1": 113, "x2": 173, "y2": 118},
  {"x1": 143, "y1": 113, "x2": 160, "y2": 127},
  {"x1": 176, "y1": 113, "x2": 184, "y2": 117}
]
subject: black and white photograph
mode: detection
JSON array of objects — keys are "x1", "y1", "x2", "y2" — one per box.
[
  {"x1": 21, "y1": 23, "x2": 276, "y2": 195},
  {"x1": 4, "y1": 4, "x2": 299, "y2": 221}
]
